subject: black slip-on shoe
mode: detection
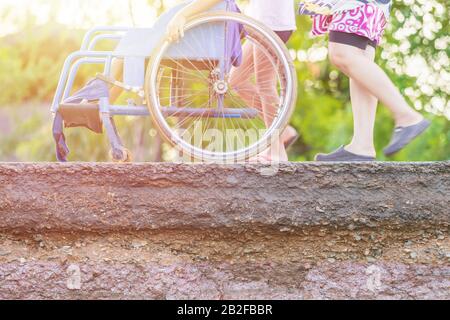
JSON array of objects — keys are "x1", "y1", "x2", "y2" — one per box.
[
  {"x1": 315, "y1": 146, "x2": 376, "y2": 162},
  {"x1": 384, "y1": 119, "x2": 431, "y2": 156}
]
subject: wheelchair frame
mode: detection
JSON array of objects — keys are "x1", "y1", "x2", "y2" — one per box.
[{"x1": 51, "y1": 2, "x2": 296, "y2": 163}]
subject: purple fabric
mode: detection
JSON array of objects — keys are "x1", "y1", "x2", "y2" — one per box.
[
  {"x1": 225, "y1": 0, "x2": 243, "y2": 70},
  {"x1": 52, "y1": 112, "x2": 69, "y2": 162},
  {"x1": 63, "y1": 78, "x2": 109, "y2": 104},
  {"x1": 54, "y1": 78, "x2": 108, "y2": 162},
  {"x1": 299, "y1": 0, "x2": 392, "y2": 16},
  {"x1": 311, "y1": 3, "x2": 387, "y2": 45},
  {"x1": 275, "y1": 30, "x2": 293, "y2": 43}
]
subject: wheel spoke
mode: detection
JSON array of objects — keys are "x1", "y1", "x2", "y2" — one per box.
[{"x1": 146, "y1": 13, "x2": 295, "y2": 162}]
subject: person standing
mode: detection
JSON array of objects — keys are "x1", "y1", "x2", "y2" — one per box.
[
  {"x1": 230, "y1": 0, "x2": 299, "y2": 162},
  {"x1": 298, "y1": 0, "x2": 430, "y2": 161}
]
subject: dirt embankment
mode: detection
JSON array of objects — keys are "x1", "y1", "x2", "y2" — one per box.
[{"x1": 0, "y1": 162, "x2": 449, "y2": 299}]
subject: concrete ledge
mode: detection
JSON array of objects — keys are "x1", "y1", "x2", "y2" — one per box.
[
  {"x1": 0, "y1": 162, "x2": 449, "y2": 232},
  {"x1": 0, "y1": 162, "x2": 448, "y2": 300}
]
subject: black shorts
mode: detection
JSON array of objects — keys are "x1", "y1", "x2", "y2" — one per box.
[
  {"x1": 274, "y1": 30, "x2": 293, "y2": 44},
  {"x1": 329, "y1": 31, "x2": 377, "y2": 50}
]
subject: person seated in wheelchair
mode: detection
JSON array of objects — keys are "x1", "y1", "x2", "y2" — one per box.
[{"x1": 61, "y1": 0, "x2": 297, "y2": 162}]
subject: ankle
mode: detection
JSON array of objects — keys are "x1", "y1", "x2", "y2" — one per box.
[{"x1": 395, "y1": 112, "x2": 423, "y2": 127}]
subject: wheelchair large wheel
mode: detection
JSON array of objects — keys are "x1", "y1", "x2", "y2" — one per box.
[{"x1": 145, "y1": 11, "x2": 297, "y2": 162}]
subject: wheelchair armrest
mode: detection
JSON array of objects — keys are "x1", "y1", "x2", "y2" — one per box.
[
  {"x1": 87, "y1": 34, "x2": 124, "y2": 51},
  {"x1": 81, "y1": 26, "x2": 131, "y2": 50}
]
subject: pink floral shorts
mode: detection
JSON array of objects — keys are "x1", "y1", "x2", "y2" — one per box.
[{"x1": 311, "y1": 4, "x2": 388, "y2": 45}]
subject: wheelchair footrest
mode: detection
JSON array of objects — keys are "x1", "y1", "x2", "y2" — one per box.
[{"x1": 59, "y1": 103, "x2": 103, "y2": 134}]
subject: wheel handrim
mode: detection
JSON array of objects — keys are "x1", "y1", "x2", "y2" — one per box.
[{"x1": 146, "y1": 13, "x2": 296, "y2": 162}]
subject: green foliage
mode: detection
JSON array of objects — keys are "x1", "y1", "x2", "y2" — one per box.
[
  {"x1": 0, "y1": 0, "x2": 448, "y2": 162},
  {"x1": 286, "y1": 1, "x2": 449, "y2": 161}
]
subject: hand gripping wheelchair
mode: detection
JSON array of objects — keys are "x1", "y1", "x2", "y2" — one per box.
[{"x1": 51, "y1": 0, "x2": 297, "y2": 163}]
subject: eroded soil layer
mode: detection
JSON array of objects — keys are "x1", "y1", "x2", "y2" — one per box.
[
  {"x1": 0, "y1": 163, "x2": 448, "y2": 299},
  {"x1": 0, "y1": 227, "x2": 448, "y2": 299}
]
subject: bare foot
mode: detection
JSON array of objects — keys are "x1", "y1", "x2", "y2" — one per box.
[
  {"x1": 249, "y1": 147, "x2": 288, "y2": 163},
  {"x1": 248, "y1": 154, "x2": 272, "y2": 164},
  {"x1": 281, "y1": 126, "x2": 298, "y2": 146}
]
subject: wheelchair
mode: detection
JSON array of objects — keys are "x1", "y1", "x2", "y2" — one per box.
[{"x1": 51, "y1": 0, "x2": 297, "y2": 163}]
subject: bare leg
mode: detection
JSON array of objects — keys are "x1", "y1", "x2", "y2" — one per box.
[
  {"x1": 253, "y1": 45, "x2": 288, "y2": 161},
  {"x1": 230, "y1": 43, "x2": 297, "y2": 160},
  {"x1": 345, "y1": 45, "x2": 378, "y2": 157},
  {"x1": 328, "y1": 42, "x2": 423, "y2": 127},
  {"x1": 230, "y1": 43, "x2": 262, "y2": 114}
]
